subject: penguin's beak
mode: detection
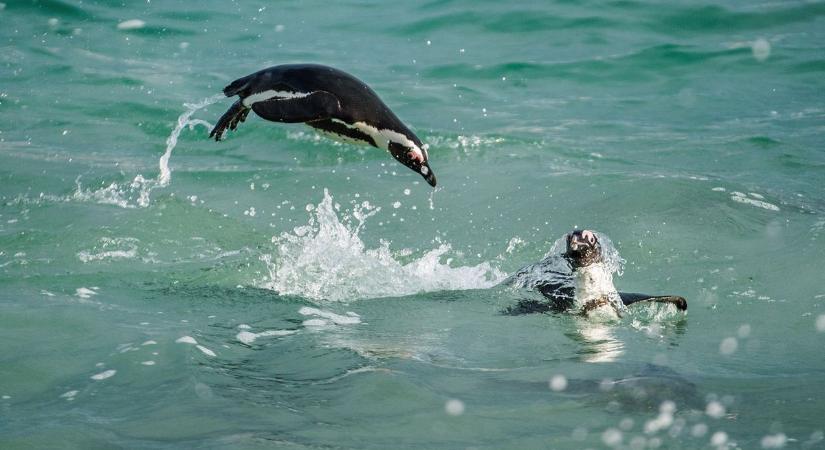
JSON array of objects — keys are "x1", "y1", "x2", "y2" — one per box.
[{"x1": 421, "y1": 163, "x2": 437, "y2": 187}]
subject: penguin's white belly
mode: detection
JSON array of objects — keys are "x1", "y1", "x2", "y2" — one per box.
[{"x1": 574, "y1": 264, "x2": 623, "y2": 317}]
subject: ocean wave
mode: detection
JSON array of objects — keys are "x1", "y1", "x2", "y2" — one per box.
[
  {"x1": 423, "y1": 44, "x2": 749, "y2": 83},
  {"x1": 396, "y1": 10, "x2": 616, "y2": 35},
  {"x1": 647, "y1": 3, "x2": 825, "y2": 34}
]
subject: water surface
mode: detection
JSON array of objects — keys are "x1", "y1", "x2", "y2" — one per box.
[{"x1": 2, "y1": 0, "x2": 824, "y2": 448}]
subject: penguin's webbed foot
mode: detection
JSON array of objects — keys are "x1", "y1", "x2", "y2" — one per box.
[
  {"x1": 229, "y1": 107, "x2": 250, "y2": 131},
  {"x1": 210, "y1": 100, "x2": 248, "y2": 141}
]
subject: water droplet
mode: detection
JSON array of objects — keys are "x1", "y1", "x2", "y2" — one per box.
[
  {"x1": 752, "y1": 38, "x2": 771, "y2": 62},
  {"x1": 719, "y1": 337, "x2": 738, "y2": 355},
  {"x1": 445, "y1": 399, "x2": 464, "y2": 416},
  {"x1": 692, "y1": 423, "x2": 708, "y2": 437},
  {"x1": 706, "y1": 401, "x2": 726, "y2": 418},
  {"x1": 710, "y1": 431, "x2": 728, "y2": 446},
  {"x1": 549, "y1": 374, "x2": 567, "y2": 391},
  {"x1": 602, "y1": 428, "x2": 622, "y2": 447},
  {"x1": 816, "y1": 314, "x2": 825, "y2": 332},
  {"x1": 761, "y1": 433, "x2": 787, "y2": 448}
]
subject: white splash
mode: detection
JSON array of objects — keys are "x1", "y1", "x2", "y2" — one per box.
[
  {"x1": 90, "y1": 369, "x2": 116, "y2": 381},
  {"x1": 260, "y1": 189, "x2": 505, "y2": 302},
  {"x1": 426, "y1": 134, "x2": 505, "y2": 151},
  {"x1": 175, "y1": 336, "x2": 198, "y2": 345},
  {"x1": 77, "y1": 237, "x2": 139, "y2": 263},
  {"x1": 117, "y1": 19, "x2": 146, "y2": 30},
  {"x1": 730, "y1": 191, "x2": 779, "y2": 211},
  {"x1": 236, "y1": 328, "x2": 297, "y2": 345},
  {"x1": 302, "y1": 318, "x2": 328, "y2": 327},
  {"x1": 505, "y1": 236, "x2": 525, "y2": 254},
  {"x1": 299, "y1": 307, "x2": 361, "y2": 325},
  {"x1": 75, "y1": 287, "x2": 98, "y2": 299},
  {"x1": 196, "y1": 345, "x2": 216, "y2": 357},
  {"x1": 68, "y1": 95, "x2": 219, "y2": 209}
]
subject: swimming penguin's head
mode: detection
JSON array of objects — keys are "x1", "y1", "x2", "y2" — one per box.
[
  {"x1": 388, "y1": 142, "x2": 437, "y2": 187},
  {"x1": 564, "y1": 229, "x2": 603, "y2": 268}
]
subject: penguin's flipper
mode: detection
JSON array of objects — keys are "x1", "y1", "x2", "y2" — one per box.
[
  {"x1": 251, "y1": 91, "x2": 341, "y2": 124},
  {"x1": 619, "y1": 292, "x2": 687, "y2": 311},
  {"x1": 501, "y1": 299, "x2": 554, "y2": 316},
  {"x1": 210, "y1": 100, "x2": 248, "y2": 141}
]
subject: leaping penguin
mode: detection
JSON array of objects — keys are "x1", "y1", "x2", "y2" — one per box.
[{"x1": 210, "y1": 64, "x2": 436, "y2": 187}]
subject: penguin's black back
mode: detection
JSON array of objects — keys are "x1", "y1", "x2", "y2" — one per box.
[{"x1": 228, "y1": 64, "x2": 416, "y2": 143}]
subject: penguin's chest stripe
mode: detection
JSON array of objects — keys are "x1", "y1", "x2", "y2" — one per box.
[
  {"x1": 242, "y1": 90, "x2": 312, "y2": 107},
  {"x1": 330, "y1": 119, "x2": 426, "y2": 162}
]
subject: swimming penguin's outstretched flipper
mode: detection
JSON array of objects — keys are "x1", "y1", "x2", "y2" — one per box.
[{"x1": 619, "y1": 293, "x2": 687, "y2": 311}]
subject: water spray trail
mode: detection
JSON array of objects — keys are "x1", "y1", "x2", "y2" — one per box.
[
  {"x1": 59, "y1": 94, "x2": 222, "y2": 209},
  {"x1": 158, "y1": 94, "x2": 224, "y2": 186},
  {"x1": 428, "y1": 186, "x2": 442, "y2": 210}
]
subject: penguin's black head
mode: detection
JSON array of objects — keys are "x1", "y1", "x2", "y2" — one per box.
[{"x1": 564, "y1": 230, "x2": 603, "y2": 268}]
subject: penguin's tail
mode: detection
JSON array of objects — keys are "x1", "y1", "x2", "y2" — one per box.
[{"x1": 223, "y1": 74, "x2": 253, "y2": 98}]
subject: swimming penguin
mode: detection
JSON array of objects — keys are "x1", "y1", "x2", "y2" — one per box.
[
  {"x1": 503, "y1": 230, "x2": 687, "y2": 318},
  {"x1": 209, "y1": 64, "x2": 436, "y2": 187}
]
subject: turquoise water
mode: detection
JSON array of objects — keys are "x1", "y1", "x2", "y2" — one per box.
[{"x1": 2, "y1": 0, "x2": 825, "y2": 448}]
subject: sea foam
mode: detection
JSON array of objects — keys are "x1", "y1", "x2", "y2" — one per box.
[{"x1": 260, "y1": 189, "x2": 505, "y2": 302}]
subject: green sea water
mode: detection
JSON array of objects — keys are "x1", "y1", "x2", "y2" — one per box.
[{"x1": 2, "y1": 0, "x2": 825, "y2": 448}]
